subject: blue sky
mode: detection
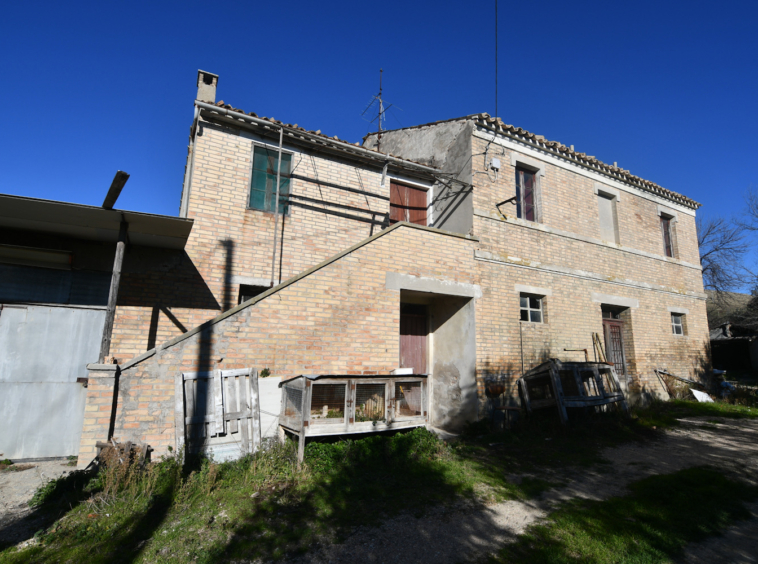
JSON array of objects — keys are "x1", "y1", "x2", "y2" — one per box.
[{"x1": 1, "y1": 0, "x2": 756, "y2": 222}]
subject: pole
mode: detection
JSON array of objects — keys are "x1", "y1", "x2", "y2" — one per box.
[
  {"x1": 495, "y1": 0, "x2": 498, "y2": 117},
  {"x1": 269, "y1": 127, "x2": 285, "y2": 287},
  {"x1": 99, "y1": 220, "x2": 128, "y2": 363}
]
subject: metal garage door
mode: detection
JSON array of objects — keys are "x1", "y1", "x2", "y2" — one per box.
[{"x1": 0, "y1": 304, "x2": 106, "y2": 460}]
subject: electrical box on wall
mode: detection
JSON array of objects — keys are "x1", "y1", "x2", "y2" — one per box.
[{"x1": 490, "y1": 158, "x2": 501, "y2": 171}]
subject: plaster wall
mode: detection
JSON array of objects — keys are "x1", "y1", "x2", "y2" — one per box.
[
  {"x1": 364, "y1": 120, "x2": 474, "y2": 234},
  {"x1": 430, "y1": 297, "x2": 478, "y2": 430}
]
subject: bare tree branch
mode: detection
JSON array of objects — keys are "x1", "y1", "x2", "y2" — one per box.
[{"x1": 698, "y1": 216, "x2": 748, "y2": 295}]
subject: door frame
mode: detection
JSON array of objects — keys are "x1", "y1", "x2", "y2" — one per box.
[{"x1": 602, "y1": 318, "x2": 628, "y2": 389}]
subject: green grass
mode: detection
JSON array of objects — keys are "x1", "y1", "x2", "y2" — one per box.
[
  {"x1": 0, "y1": 429, "x2": 528, "y2": 563},
  {"x1": 634, "y1": 399, "x2": 758, "y2": 429},
  {"x1": 489, "y1": 467, "x2": 758, "y2": 563},
  {"x1": 1, "y1": 401, "x2": 753, "y2": 563}
]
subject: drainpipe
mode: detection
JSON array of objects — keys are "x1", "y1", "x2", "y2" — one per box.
[
  {"x1": 269, "y1": 127, "x2": 284, "y2": 287},
  {"x1": 179, "y1": 105, "x2": 201, "y2": 218}
]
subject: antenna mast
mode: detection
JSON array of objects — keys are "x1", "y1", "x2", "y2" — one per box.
[
  {"x1": 361, "y1": 68, "x2": 393, "y2": 149},
  {"x1": 379, "y1": 70, "x2": 384, "y2": 134}
]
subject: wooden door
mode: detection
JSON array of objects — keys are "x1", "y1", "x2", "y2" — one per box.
[
  {"x1": 390, "y1": 181, "x2": 427, "y2": 226},
  {"x1": 400, "y1": 307, "x2": 427, "y2": 374},
  {"x1": 602, "y1": 320, "x2": 626, "y2": 376}
]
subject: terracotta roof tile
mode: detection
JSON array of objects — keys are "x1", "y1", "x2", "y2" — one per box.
[
  {"x1": 366, "y1": 113, "x2": 700, "y2": 209},
  {"x1": 203, "y1": 101, "x2": 434, "y2": 169},
  {"x1": 474, "y1": 113, "x2": 700, "y2": 209}
]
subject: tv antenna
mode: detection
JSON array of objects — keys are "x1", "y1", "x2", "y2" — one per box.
[{"x1": 361, "y1": 69, "x2": 393, "y2": 145}]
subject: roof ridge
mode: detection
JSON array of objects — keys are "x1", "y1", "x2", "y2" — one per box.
[
  {"x1": 203, "y1": 101, "x2": 437, "y2": 171},
  {"x1": 363, "y1": 114, "x2": 480, "y2": 137},
  {"x1": 474, "y1": 113, "x2": 700, "y2": 209}
]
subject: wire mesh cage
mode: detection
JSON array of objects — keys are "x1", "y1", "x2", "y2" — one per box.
[
  {"x1": 279, "y1": 375, "x2": 428, "y2": 439},
  {"x1": 395, "y1": 381, "x2": 422, "y2": 417},
  {"x1": 355, "y1": 383, "x2": 386, "y2": 422},
  {"x1": 310, "y1": 383, "x2": 346, "y2": 424},
  {"x1": 518, "y1": 360, "x2": 629, "y2": 425}
]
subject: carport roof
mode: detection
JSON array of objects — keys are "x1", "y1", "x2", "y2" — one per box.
[{"x1": 0, "y1": 194, "x2": 193, "y2": 250}]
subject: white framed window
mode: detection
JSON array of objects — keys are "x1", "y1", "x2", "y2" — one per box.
[
  {"x1": 520, "y1": 293, "x2": 544, "y2": 323},
  {"x1": 671, "y1": 313, "x2": 685, "y2": 335}
]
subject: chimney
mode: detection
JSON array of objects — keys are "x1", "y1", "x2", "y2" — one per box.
[{"x1": 197, "y1": 70, "x2": 219, "y2": 103}]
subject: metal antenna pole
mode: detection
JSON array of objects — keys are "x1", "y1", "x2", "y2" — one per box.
[{"x1": 378, "y1": 68, "x2": 383, "y2": 133}]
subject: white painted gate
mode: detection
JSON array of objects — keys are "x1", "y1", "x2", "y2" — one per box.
[{"x1": 176, "y1": 368, "x2": 261, "y2": 461}]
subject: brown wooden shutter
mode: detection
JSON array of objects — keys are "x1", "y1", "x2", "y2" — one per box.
[
  {"x1": 390, "y1": 181, "x2": 427, "y2": 226},
  {"x1": 389, "y1": 181, "x2": 406, "y2": 224}
]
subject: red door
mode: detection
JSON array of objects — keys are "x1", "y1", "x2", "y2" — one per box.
[
  {"x1": 602, "y1": 319, "x2": 626, "y2": 376},
  {"x1": 400, "y1": 307, "x2": 427, "y2": 374},
  {"x1": 390, "y1": 182, "x2": 427, "y2": 226}
]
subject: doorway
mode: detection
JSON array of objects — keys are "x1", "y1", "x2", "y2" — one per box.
[
  {"x1": 400, "y1": 303, "x2": 428, "y2": 374},
  {"x1": 602, "y1": 307, "x2": 627, "y2": 378}
]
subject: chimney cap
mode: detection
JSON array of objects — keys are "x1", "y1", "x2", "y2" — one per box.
[
  {"x1": 196, "y1": 70, "x2": 219, "y2": 103},
  {"x1": 197, "y1": 69, "x2": 219, "y2": 86}
]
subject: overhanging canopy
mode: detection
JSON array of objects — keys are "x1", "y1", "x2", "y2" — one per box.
[{"x1": 0, "y1": 194, "x2": 193, "y2": 250}]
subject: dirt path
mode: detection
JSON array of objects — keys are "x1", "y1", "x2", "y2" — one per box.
[
  {"x1": 0, "y1": 460, "x2": 73, "y2": 547},
  {"x1": 282, "y1": 417, "x2": 758, "y2": 564}
]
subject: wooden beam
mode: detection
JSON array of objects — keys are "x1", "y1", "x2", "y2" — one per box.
[
  {"x1": 98, "y1": 221, "x2": 128, "y2": 363},
  {"x1": 102, "y1": 171, "x2": 130, "y2": 210}
]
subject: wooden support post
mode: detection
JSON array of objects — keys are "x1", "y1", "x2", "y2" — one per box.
[{"x1": 99, "y1": 221, "x2": 128, "y2": 363}]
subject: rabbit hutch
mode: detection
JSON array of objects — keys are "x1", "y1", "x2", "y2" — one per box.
[
  {"x1": 518, "y1": 359, "x2": 629, "y2": 424},
  {"x1": 278, "y1": 374, "x2": 429, "y2": 460}
]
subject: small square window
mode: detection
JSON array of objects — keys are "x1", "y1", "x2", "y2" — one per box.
[
  {"x1": 671, "y1": 313, "x2": 684, "y2": 335},
  {"x1": 520, "y1": 293, "x2": 543, "y2": 323},
  {"x1": 249, "y1": 146, "x2": 292, "y2": 214}
]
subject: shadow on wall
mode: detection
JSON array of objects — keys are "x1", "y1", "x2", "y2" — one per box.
[
  {"x1": 479, "y1": 346, "x2": 554, "y2": 425},
  {"x1": 631, "y1": 343, "x2": 713, "y2": 406}
]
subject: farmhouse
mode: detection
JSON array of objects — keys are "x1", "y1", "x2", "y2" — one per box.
[{"x1": 0, "y1": 69, "x2": 708, "y2": 464}]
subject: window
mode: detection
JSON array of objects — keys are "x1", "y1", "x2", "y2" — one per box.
[
  {"x1": 520, "y1": 293, "x2": 543, "y2": 323},
  {"x1": 597, "y1": 192, "x2": 618, "y2": 243},
  {"x1": 602, "y1": 309, "x2": 621, "y2": 320},
  {"x1": 238, "y1": 284, "x2": 268, "y2": 304},
  {"x1": 249, "y1": 146, "x2": 292, "y2": 213},
  {"x1": 389, "y1": 181, "x2": 428, "y2": 226},
  {"x1": 660, "y1": 215, "x2": 674, "y2": 257},
  {"x1": 671, "y1": 313, "x2": 685, "y2": 335},
  {"x1": 515, "y1": 168, "x2": 537, "y2": 221}
]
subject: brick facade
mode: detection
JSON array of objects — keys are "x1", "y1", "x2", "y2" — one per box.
[{"x1": 79, "y1": 103, "x2": 709, "y2": 463}]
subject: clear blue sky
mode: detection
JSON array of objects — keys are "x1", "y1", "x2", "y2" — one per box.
[{"x1": 1, "y1": 0, "x2": 756, "y2": 222}]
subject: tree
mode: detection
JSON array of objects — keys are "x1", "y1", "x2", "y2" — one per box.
[{"x1": 698, "y1": 215, "x2": 748, "y2": 296}]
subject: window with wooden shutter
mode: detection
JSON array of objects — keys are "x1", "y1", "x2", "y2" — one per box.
[
  {"x1": 660, "y1": 216, "x2": 674, "y2": 257},
  {"x1": 389, "y1": 181, "x2": 427, "y2": 226},
  {"x1": 515, "y1": 168, "x2": 537, "y2": 221}
]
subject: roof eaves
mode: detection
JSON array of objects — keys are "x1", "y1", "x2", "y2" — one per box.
[
  {"x1": 474, "y1": 113, "x2": 700, "y2": 210},
  {"x1": 199, "y1": 101, "x2": 439, "y2": 174}
]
